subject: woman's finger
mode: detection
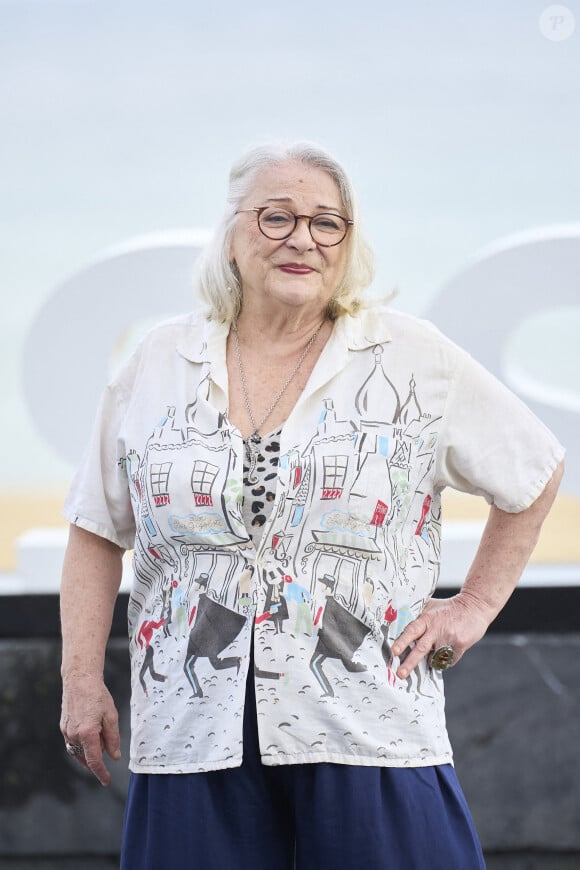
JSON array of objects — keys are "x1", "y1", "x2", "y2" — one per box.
[
  {"x1": 79, "y1": 728, "x2": 112, "y2": 786},
  {"x1": 390, "y1": 615, "x2": 429, "y2": 658},
  {"x1": 395, "y1": 630, "x2": 436, "y2": 678},
  {"x1": 101, "y1": 709, "x2": 122, "y2": 763}
]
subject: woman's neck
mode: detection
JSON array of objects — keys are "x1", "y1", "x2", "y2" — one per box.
[{"x1": 234, "y1": 301, "x2": 329, "y2": 346}]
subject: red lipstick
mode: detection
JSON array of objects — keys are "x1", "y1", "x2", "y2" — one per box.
[{"x1": 279, "y1": 263, "x2": 314, "y2": 274}]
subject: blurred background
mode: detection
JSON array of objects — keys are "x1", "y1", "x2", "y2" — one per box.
[
  {"x1": 1, "y1": 0, "x2": 579, "y2": 567},
  {"x1": 1, "y1": 1, "x2": 579, "y2": 866}
]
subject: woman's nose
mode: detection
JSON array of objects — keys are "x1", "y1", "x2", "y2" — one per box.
[{"x1": 286, "y1": 216, "x2": 317, "y2": 251}]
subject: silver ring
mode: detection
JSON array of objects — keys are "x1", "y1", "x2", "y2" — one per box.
[
  {"x1": 429, "y1": 645, "x2": 455, "y2": 671},
  {"x1": 65, "y1": 741, "x2": 84, "y2": 757}
]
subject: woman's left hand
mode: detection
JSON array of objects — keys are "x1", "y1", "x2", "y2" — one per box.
[
  {"x1": 390, "y1": 592, "x2": 490, "y2": 678},
  {"x1": 390, "y1": 460, "x2": 565, "y2": 679}
]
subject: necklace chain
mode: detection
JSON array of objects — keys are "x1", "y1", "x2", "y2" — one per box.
[
  {"x1": 232, "y1": 319, "x2": 324, "y2": 439},
  {"x1": 232, "y1": 319, "x2": 325, "y2": 483}
]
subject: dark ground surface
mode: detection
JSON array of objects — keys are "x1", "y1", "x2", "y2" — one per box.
[{"x1": 1, "y1": 597, "x2": 579, "y2": 869}]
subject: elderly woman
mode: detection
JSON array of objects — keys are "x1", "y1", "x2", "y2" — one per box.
[{"x1": 60, "y1": 142, "x2": 564, "y2": 870}]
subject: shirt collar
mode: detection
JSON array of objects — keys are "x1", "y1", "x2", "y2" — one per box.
[
  {"x1": 334, "y1": 305, "x2": 392, "y2": 350},
  {"x1": 176, "y1": 316, "x2": 228, "y2": 364},
  {"x1": 176, "y1": 304, "x2": 392, "y2": 363}
]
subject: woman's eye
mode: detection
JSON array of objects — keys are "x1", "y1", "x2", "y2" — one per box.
[
  {"x1": 313, "y1": 216, "x2": 342, "y2": 231},
  {"x1": 263, "y1": 211, "x2": 292, "y2": 225}
]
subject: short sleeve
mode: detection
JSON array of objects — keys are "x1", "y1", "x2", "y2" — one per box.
[
  {"x1": 63, "y1": 380, "x2": 136, "y2": 549},
  {"x1": 435, "y1": 346, "x2": 565, "y2": 513}
]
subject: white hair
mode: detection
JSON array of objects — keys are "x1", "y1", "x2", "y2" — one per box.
[{"x1": 194, "y1": 142, "x2": 375, "y2": 323}]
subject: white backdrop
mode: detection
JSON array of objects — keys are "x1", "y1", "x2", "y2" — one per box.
[{"x1": 1, "y1": 0, "x2": 579, "y2": 493}]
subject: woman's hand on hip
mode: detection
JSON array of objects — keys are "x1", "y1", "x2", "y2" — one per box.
[
  {"x1": 390, "y1": 593, "x2": 490, "y2": 679},
  {"x1": 390, "y1": 463, "x2": 565, "y2": 680},
  {"x1": 60, "y1": 673, "x2": 121, "y2": 786}
]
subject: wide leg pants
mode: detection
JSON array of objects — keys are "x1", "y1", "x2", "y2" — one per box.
[{"x1": 121, "y1": 649, "x2": 485, "y2": 870}]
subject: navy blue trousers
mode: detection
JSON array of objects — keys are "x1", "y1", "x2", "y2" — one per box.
[{"x1": 121, "y1": 652, "x2": 485, "y2": 870}]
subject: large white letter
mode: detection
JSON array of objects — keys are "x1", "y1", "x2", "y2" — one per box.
[
  {"x1": 22, "y1": 230, "x2": 210, "y2": 465},
  {"x1": 423, "y1": 225, "x2": 580, "y2": 493}
]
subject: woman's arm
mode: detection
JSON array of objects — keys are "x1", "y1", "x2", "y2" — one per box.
[
  {"x1": 391, "y1": 459, "x2": 565, "y2": 678},
  {"x1": 60, "y1": 524, "x2": 124, "y2": 786}
]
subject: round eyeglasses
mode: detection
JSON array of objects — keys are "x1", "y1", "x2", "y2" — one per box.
[{"x1": 236, "y1": 206, "x2": 353, "y2": 247}]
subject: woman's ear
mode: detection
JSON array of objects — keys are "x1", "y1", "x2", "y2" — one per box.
[{"x1": 230, "y1": 259, "x2": 241, "y2": 284}]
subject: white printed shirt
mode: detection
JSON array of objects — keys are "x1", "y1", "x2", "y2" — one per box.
[{"x1": 64, "y1": 306, "x2": 564, "y2": 773}]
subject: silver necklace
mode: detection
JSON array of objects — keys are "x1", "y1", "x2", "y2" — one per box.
[{"x1": 232, "y1": 319, "x2": 325, "y2": 483}]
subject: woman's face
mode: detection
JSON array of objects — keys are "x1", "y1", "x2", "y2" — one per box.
[{"x1": 230, "y1": 161, "x2": 349, "y2": 316}]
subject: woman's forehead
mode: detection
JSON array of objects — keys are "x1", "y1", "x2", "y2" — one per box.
[{"x1": 246, "y1": 161, "x2": 342, "y2": 207}]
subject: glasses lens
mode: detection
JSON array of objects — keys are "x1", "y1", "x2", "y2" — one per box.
[
  {"x1": 310, "y1": 213, "x2": 348, "y2": 245},
  {"x1": 258, "y1": 208, "x2": 295, "y2": 239}
]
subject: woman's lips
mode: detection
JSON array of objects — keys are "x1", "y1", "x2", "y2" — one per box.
[{"x1": 279, "y1": 264, "x2": 314, "y2": 274}]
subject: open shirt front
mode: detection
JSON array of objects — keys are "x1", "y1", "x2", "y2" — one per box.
[{"x1": 64, "y1": 306, "x2": 564, "y2": 773}]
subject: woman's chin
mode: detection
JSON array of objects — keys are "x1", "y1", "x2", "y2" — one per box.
[{"x1": 264, "y1": 279, "x2": 328, "y2": 311}]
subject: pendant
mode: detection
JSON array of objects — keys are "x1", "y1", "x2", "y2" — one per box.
[{"x1": 246, "y1": 433, "x2": 261, "y2": 484}]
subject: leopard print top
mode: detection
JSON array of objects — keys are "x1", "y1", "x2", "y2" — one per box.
[{"x1": 242, "y1": 428, "x2": 282, "y2": 547}]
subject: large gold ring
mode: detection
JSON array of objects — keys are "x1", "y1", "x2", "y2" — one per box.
[{"x1": 429, "y1": 645, "x2": 455, "y2": 671}]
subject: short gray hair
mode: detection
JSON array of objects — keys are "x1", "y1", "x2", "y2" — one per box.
[{"x1": 194, "y1": 142, "x2": 375, "y2": 323}]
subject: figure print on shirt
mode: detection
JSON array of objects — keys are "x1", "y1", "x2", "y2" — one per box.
[
  {"x1": 309, "y1": 573, "x2": 370, "y2": 697},
  {"x1": 183, "y1": 572, "x2": 244, "y2": 698},
  {"x1": 137, "y1": 613, "x2": 168, "y2": 697},
  {"x1": 255, "y1": 344, "x2": 443, "y2": 711},
  {"x1": 120, "y1": 338, "x2": 446, "y2": 769},
  {"x1": 67, "y1": 309, "x2": 560, "y2": 772},
  {"x1": 120, "y1": 373, "x2": 254, "y2": 767}
]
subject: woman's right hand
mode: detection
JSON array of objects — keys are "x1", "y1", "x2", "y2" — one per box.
[
  {"x1": 60, "y1": 525, "x2": 125, "y2": 786},
  {"x1": 60, "y1": 673, "x2": 121, "y2": 786}
]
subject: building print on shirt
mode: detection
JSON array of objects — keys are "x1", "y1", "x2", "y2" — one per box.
[
  {"x1": 256, "y1": 344, "x2": 441, "y2": 678},
  {"x1": 119, "y1": 337, "x2": 446, "y2": 770},
  {"x1": 120, "y1": 374, "x2": 255, "y2": 767},
  {"x1": 248, "y1": 345, "x2": 446, "y2": 764},
  {"x1": 65, "y1": 310, "x2": 564, "y2": 773}
]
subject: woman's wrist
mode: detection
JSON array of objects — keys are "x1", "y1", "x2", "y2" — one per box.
[
  {"x1": 61, "y1": 659, "x2": 106, "y2": 682},
  {"x1": 454, "y1": 585, "x2": 502, "y2": 630}
]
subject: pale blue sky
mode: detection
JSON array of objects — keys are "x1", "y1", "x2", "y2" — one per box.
[{"x1": 1, "y1": 0, "x2": 579, "y2": 485}]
